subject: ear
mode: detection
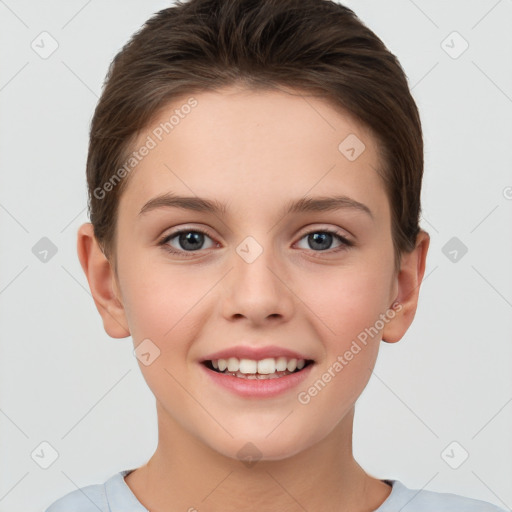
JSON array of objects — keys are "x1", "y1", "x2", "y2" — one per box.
[
  {"x1": 382, "y1": 229, "x2": 430, "y2": 343},
  {"x1": 76, "y1": 222, "x2": 130, "y2": 338}
]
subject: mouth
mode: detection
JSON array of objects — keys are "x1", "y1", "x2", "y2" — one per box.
[{"x1": 202, "y1": 357, "x2": 315, "y2": 380}]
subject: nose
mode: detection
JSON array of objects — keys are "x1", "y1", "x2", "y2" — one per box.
[{"x1": 220, "y1": 239, "x2": 295, "y2": 325}]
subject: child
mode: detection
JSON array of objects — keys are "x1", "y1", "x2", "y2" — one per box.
[{"x1": 44, "y1": 0, "x2": 507, "y2": 510}]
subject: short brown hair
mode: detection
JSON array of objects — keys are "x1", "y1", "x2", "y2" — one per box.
[{"x1": 87, "y1": 0, "x2": 424, "y2": 274}]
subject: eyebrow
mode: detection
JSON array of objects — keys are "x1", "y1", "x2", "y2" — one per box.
[{"x1": 138, "y1": 192, "x2": 373, "y2": 220}]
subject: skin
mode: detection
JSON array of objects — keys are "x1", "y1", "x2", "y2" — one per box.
[{"x1": 77, "y1": 84, "x2": 429, "y2": 512}]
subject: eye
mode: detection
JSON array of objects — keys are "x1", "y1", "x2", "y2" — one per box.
[
  {"x1": 295, "y1": 229, "x2": 353, "y2": 253},
  {"x1": 158, "y1": 226, "x2": 353, "y2": 258},
  {"x1": 158, "y1": 228, "x2": 217, "y2": 256}
]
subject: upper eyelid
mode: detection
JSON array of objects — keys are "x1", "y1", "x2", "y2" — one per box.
[{"x1": 160, "y1": 226, "x2": 216, "y2": 243}]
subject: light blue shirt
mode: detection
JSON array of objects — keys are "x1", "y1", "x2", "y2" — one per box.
[{"x1": 44, "y1": 468, "x2": 508, "y2": 511}]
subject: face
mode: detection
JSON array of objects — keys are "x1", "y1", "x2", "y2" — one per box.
[{"x1": 111, "y1": 85, "x2": 400, "y2": 461}]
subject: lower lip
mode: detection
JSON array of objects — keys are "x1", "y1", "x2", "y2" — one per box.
[{"x1": 200, "y1": 363, "x2": 314, "y2": 398}]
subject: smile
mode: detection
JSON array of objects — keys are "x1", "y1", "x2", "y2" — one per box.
[{"x1": 204, "y1": 357, "x2": 313, "y2": 379}]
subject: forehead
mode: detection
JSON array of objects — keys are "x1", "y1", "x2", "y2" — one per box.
[{"x1": 119, "y1": 85, "x2": 388, "y2": 221}]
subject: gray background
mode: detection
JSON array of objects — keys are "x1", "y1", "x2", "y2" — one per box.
[{"x1": 0, "y1": 1, "x2": 511, "y2": 511}]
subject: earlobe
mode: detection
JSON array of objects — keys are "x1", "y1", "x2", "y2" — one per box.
[
  {"x1": 382, "y1": 230, "x2": 430, "y2": 343},
  {"x1": 76, "y1": 222, "x2": 130, "y2": 338}
]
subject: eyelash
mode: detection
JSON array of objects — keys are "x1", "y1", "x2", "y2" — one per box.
[{"x1": 157, "y1": 227, "x2": 354, "y2": 258}]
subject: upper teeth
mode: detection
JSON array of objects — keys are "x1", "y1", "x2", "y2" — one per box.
[{"x1": 211, "y1": 357, "x2": 306, "y2": 374}]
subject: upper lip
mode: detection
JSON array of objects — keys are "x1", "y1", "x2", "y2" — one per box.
[{"x1": 201, "y1": 345, "x2": 313, "y2": 362}]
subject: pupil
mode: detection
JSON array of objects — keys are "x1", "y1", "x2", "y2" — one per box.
[
  {"x1": 180, "y1": 231, "x2": 203, "y2": 250},
  {"x1": 309, "y1": 232, "x2": 332, "y2": 250}
]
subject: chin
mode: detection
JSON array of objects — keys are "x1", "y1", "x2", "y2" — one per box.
[{"x1": 204, "y1": 426, "x2": 319, "y2": 464}]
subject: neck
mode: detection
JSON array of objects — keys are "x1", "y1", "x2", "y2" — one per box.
[{"x1": 125, "y1": 404, "x2": 391, "y2": 512}]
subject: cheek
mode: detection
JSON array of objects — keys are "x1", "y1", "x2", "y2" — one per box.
[
  {"x1": 120, "y1": 258, "x2": 210, "y2": 341},
  {"x1": 301, "y1": 263, "x2": 391, "y2": 345},
  {"x1": 295, "y1": 274, "x2": 385, "y2": 421},
  {"x1": 309, "y1": 264, "x2": 391, "y2": 410}
]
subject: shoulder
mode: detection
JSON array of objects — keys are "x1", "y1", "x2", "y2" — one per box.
[
  {"x1": 43, "y1": 481, "x2": 108, "y2": 512},
  {"x1": 378, "y1": 479, "x2": 508, "y2": 512},
  {"x1": 44, "y1": 469, "x2": 143, "y2": 512}
]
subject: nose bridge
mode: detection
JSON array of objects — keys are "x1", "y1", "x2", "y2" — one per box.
[{"x1": 222, "y1": 233, "x2": 293, "y2": 321}]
